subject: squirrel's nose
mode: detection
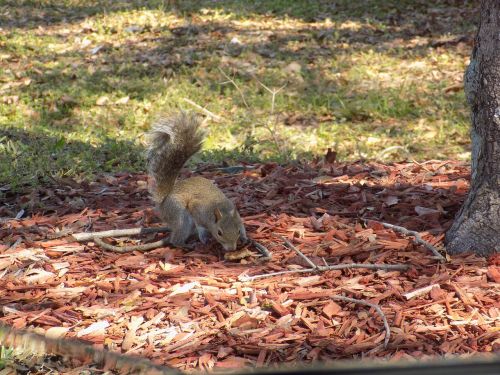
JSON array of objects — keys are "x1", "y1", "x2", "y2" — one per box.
[{"x1": 224, "y1": 243, "x2": 237, "y2": 252}]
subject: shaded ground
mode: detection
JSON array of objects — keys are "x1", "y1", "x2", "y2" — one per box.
[
  {"x1": 1, "y1": 0, "x2": 476, "y2": 189},
  {"x1": 1, "y1": 161, "x2": 499, "y2": 372}
]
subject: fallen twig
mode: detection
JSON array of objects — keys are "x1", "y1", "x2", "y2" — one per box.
[
  {"x1": 74, "y1": 226, "x2": 267, "y2": 256},
  {"x1": 280, "y1": 236, "x2": 317, "y2": 269},
  {"x1": 251, "y1": 240, "x2": 272, "y2": 260},
  {"x1": 240, "y1": 236, "x2": 408, "y2": 280},
  {"x1": 7, "y1": 238, "x2": 23, "y2": 251},
  {"x1": 240, "y1": 263, "x2": 408, "y2": 282},
  {"x1": 403, "y1": 283, "x2": 440, "y2": 300},
  {"x1": 376, "y1": 145, "x2": 410, "y2": 160},
  {"x1": 182, "y1": 98, "x2": 224, "y2": 123},
  {"x1": 364, "y1": 220, "x2": 446, "y2": 262},
  {"x1": 72, "y1": 227, "x2": 170, "y2": 242},
  {"x1": 331, "y1": 295, "x2": 391, "y2": 348},
  {"x1": 245, "y1": 237, "x2": 392, "y2": 348},
  {"x1": 93, "y1": 237, "x2": 171, "y2": 253}
]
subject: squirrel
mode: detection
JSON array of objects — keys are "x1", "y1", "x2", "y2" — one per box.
[{"x1": 146, "y1": 111, "x2": 247, "y2": 251}]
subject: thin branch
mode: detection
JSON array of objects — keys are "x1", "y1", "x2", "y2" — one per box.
[
  {"x1": 239, "y1": 263, "x2": 408, "y2": 282},
  {"x1": 241, "y1": 233, "x2": 408, "y2": 281},
  {"x1": 262, "y1": 118, "x2": 287, "y2": 157},
  {"x1": 72, "y1": 227, "x2": 170, "y2": 242},
  {"x1": 239, "y1": 268, "x2": 310, "y2": 281},
  {"x1": 74, "y1": 226, "x2": 266, "y2": 256},
  {"x1": 253, "y1": 78, "x2": 287, "y2": 154},
  {"x1": 242, "y1": 236, "x2": 392, "y2": 348},
  {"x1": 7, "y1": 238, "x2": 23, "y2": 251},
  {"x1": 365, "y1": 220, "x2": 446, "y2": 262},
  {"x1": 254, "y1": 79, "x2": 286, "y2": 115},
  {"x1": 403, "y1": 283, "x2": 440, "y2": 300},
  {"x1": 320, "y1": 263, "x2": 408, "y2": 272},
  {"x1": 280, "y1": 236, "x2": 317, "y2": 269},
  {"x1": 254, "y1": 79, "x2": 274, "y2": 95},
  {"x1": 251, "y1": 240, "x2": 272, "y2": 260},
  {"x1": 94, "y1": 237, "x2": 171, "y2": 253},
  {"x1": 411, "y1": 158, "x2": 433, "y2": 173},
  {"x1": 376, "y1": 145, "x2": 410, "y2": 160},
  {"x1": 331, "y1": 295, "x2": 391, "y2": 348},
  {"x1": 218, "y1": 68, "x2": 250, "y2": 109},
  {"x1": 182, "y1": 98, "x2": 224, "y2": 123}
]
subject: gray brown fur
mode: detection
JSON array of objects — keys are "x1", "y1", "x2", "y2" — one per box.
[
  {"x1": 147, "y1": 111, "x2": 204, "y2": 203},
  {"x1": 146, "y1": 111, "x2": 247, "y2": 251}
]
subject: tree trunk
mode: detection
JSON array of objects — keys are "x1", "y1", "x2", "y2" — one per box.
[{"x1": 445, "y1": 0, "x2": 500, "y2": 256}]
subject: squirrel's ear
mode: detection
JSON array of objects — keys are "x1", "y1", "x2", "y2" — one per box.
[{"x1": 214, "y1": 207, "x2": 223, "y2": 222}]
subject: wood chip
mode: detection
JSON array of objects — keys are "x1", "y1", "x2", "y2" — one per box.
[{"x1": 1, "y1": 161, "x2": 497, "y2": 371}]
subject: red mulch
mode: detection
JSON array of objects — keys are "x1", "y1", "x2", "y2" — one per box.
[{"x1": 1, "y1": 160, "x2": 499, "y2": 372}]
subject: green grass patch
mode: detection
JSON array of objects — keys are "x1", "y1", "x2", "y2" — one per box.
[
  {"x1": 0, "y1": 345, "x2": 14, "y2": 370},
  {"x1": 0, "y1": 0, "x2": 475, "y2": 190}
]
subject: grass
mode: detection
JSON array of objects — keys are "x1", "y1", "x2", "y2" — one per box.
[
  {"x1": 0, "y1": 345, "x2": 13, "y2": 370},
  {"x1": 0, "y1": 0, "x2": 476, "y2": 190}
]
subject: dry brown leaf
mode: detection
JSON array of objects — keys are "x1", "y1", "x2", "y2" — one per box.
[
  {"x1": 96, "y1": 96, "x2": 110, "y2": 106},
  {"x1": 45, "y1": 326, "x2": 70, "y2": 339},
  {"x1": 23, "y1": 269, "x2": 55, "y2": 284},
  {"x1": 76, "y1": 321, "x2": 110, "y2": 338},
  {"x1": 224, "y1": 248, "x2": 255, "y2": 261}
]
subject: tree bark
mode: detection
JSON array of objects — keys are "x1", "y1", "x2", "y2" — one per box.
[{"x1": 445, "y1": 0, "x2": 500, "y2": 256}]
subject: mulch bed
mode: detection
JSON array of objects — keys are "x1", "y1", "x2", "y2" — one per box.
[{"x1": 1, "y1": 160, "x2": 499, "y2": 372}]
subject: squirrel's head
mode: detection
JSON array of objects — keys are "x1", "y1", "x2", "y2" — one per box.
[{"x1": 211, "y1": 207, "x2": 242, "y2": 252}]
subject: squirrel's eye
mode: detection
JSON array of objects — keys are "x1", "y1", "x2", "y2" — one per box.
[{"x1": 217, "y1": 229, "x2": 223, "y2": 237}]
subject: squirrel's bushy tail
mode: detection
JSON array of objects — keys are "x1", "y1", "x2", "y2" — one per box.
[{"x1": 146, "y1": 111, "x2": 204, "y2": 203}]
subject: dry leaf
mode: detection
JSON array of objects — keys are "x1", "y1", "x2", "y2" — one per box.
[
  {"x1": 415, "y1": 206, "x2": 440, "y2": 215},
  {"x1": 122, "y1": 315, "x2": 144, "y2": 351},
  {"x1": 115, "y1": 96, "x2": 130, "y2": 105},
  {"x1": 385, "y1": 195, "x2": 399, "y2": 206},
  {"x1": 24, "y1": 269, "x2": 55, "y2": 284},
  {"x1": 77, "y1": 320, "x2": 110, "y2": 337},
  {"x1": 283, "y1": 61, "x2": 302, "y2": 75},
  {"x1": 96, "y1": 96, "x2": 109, "y2": 106},
  {"x1": 46, "y1": 286, "x2": 87, "y2": 299},
  {"x1": 169, "y1": 281, "x2": 200, "y2": 297},
  {"x1": 216, "y1": 356, "x2": 251, "y2": 369},
  {"x1": 45, "y1": 326, "x2": 70, "y2": 339},
  {"x1": 224, "y1": 248, "x2": 255, "y2": 261}
]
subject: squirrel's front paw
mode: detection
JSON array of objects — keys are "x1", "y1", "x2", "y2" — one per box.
[{"x1": 180, "y1": 243, "x2": 195, "y2": 251}]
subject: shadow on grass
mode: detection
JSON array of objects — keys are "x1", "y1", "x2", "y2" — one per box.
[
  {"x1": 5, "y1": 0, "x2": 476, "y2": 111},
  {"x1": 17, "y1": 16, "x2": 459, "y2": 121},
  {"x1": 0, "y1": 126, "x2": 144, "y2": 188},
  {"x1": 0, "y1": 124, "x2": 277, "y2": 191},
  {"x1": 0, "y1": 0, "x2": 167, "y2": 29},
  {"x1": 0, "y1": 0, "x2": 474, "y2": 191},
  {"x1": 1, "y1": 0, "x2": 476, "y2": 37}
]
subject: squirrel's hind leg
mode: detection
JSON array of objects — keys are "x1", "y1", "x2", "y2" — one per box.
[
  {"x1": 160, "y1": 198, "x2": 195, "y2": 247},
  {"x1": 196, "y1": 226, "x2": 210, "y2": 244},
  {"x1": 169, "y1": 213, "x2": 195, "y2": 247}
]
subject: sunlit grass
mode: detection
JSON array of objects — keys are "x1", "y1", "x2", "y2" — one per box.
[{"x1": 0, "y1": 0, "x2": 475, "y2": 189}]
